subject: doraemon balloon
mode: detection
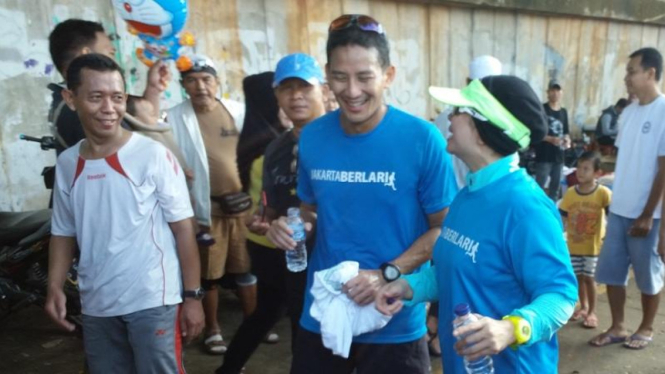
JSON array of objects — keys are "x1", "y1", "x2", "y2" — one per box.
[{"x1": 113, "y1": 0, "x2": 196, "y2": 71}]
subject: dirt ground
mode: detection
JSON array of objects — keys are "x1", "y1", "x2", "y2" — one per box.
[{"x1": 1, "y1": 281, "x2": 664, "y2": 374}]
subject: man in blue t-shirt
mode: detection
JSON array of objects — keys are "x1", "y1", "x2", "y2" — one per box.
[{"x1": 267, "y1": 14, "x2": 457, "y2": 374}]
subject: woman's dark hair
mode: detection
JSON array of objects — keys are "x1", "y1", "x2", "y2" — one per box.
[
  {"x1": 473, "y1": 119, "x2": 519, "y2": 156},
  {"x1": 472, "y1": 75, "x2": 548, "y2": 155},
  {"x1": 237, "y1": 72, "x2": 283, "y2": 192}
]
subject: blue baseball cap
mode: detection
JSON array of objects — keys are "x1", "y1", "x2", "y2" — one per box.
[{"x1": 273, "y1": 53, "x2": 325, "y2": 88}]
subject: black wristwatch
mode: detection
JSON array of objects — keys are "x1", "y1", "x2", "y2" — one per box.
[
  {"x1": 183, "y1": 287, "x2": 205, "y2": 300},
  {"x1": 380, "y1": 263, "x2": 401, "y2": 283}
]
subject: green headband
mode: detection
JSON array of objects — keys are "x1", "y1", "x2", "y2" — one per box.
[{"x1": 429, "y1": 79, "x2": 532, "y2": 149}]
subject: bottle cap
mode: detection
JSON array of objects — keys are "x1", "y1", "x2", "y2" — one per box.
[
  {"x1": 454, "y1": 303, "x2": 470, "y2": 316},
  {"x1": 287, "y1": 207, "x2": 300, "y2": 217}
]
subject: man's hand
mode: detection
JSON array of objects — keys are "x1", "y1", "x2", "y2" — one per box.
[
  {"x1": 629, "y1": 214, "x2": 653, "y2": 237},
  {"x1": 453, "y1": 316, "x2": 515, "y2": 362},
  {"x1": 246, "y1": 214, "x2": 270, "y2": 235},
  {"x1": 266, "y1": 216, "x2": 312, "y2": 251},
  {"x1": 44, "y1": 287, "x2": 75, "y2": 332},
  {"x1": 546, "y1": 136, "x2": 562, "y2": 146},
  {"x1": 180, "y1": 299, "x2": 204, "y2": 344},
  {"x1": 658, "y1": 235, "x2": 665, "y2": 264},
  {"x1": 375, "y1": 278, "x2": 412, "y2": 316},
  {"x1": 147, "y1": 60, "x2": 171, "y2": 93},
  {"x1": 562, "y1": 136, "x2": 571, "y2": 150},
  {"x1": 342, "y1": 270, "x2": 385, "y2": 306}
]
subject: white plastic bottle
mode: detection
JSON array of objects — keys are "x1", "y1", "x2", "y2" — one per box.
[
  {"x1": 285, "y1": 208, "x2": 307, "y2": 272},
  {"x1": 452, "y1": 303, "x2": 494, "y2": 374}
]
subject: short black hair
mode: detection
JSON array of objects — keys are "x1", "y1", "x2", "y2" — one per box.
[
  {"x1": 326, "y1": 27, "x2": 390, "y2": 69},
  {"x1": 629, "y1": 47, "x2": 663, "y2": 81},
  {"x1": 615, "y1": 98, "x2": 629, "y2": 109},
  {"x1": 578, "y1": 151, "x2": 601, "y2": 171},
  {"x1": 66, "y1": 53, "x2": 125, "y2": 92},
  {"x1": 49, "y1": 19, "x2": 105, "y2": 75}
]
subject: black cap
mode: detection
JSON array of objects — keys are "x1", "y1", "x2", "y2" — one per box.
[
  {"x1": 547, "y1": 79, "x2": 561, "y2": 90},
  {"x1": 476, "y1": 75, "x2": 548, "y2": 154}
]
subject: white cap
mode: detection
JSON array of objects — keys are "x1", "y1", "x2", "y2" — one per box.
[
  {"x1": 182, "y1": 54, "x2": 217, "y2": 76},
  {"x1": 469, "y1": 55, "x2": 502, "y2": 80}
]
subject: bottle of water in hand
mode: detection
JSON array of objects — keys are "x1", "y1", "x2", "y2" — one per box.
[
  {"x1": 285, "y1": 208, "x2": 307, "y2": 272},
  {"x1": 453, "y1": 303, "x2": 494, "y2": 374}
]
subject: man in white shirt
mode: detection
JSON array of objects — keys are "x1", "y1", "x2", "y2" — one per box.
[
  {"x1": 591, "y1": 47, "x2": 665, "y2": 350},
  {"x1": 168, "y1": 55, "x2": 255, "y2": 354},
  {"x1": 45, "y1": 53, "x2": 204, "y2": 373}
]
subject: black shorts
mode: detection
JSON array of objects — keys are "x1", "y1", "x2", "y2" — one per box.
[{"x1": 290, "y1": 328, "x2": 430, "y2": 374}]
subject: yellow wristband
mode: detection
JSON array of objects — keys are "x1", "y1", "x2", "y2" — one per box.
[{"x1": 502, "y1": 315, "x2": 531, "y2": 348}]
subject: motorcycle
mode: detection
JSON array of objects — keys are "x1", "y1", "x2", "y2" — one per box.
[{"x1": 0, "y1": 135, "x2": 81, "y2": 331}]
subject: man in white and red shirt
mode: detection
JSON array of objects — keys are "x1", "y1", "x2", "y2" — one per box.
[{"x1": 45, "y1": 53, "x2": 204, "y2": 374}]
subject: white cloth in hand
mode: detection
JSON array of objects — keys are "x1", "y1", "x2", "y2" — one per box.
[{"x1": 309, "y1": 261, "x2": 392, "y2": 358}]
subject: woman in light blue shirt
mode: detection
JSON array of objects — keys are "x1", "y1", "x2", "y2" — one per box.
[{"x1": 376, "y1": 76, "x2": 577, "y2": 374}]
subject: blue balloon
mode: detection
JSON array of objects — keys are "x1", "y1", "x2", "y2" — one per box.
[
  {"x1": 113, "y1": 0, "x2": 187, "y2": 39},
  {"x1": 113, "y1": 0, "x2": 195, "y2": 69}
]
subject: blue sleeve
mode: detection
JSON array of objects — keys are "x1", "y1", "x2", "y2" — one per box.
[
  {"x1": 296, "y1": 134, "x2": 316, "y2": 205},
  {"x1": 403, "y1": 266, "x2": 439, "y2": 305},
  {"x1": 510, "y1": 293, "x2": 575, "y2": 347},
  {"x1": 418, "y1": 125, "x2": 458, "y2": 214},
  {"x1": 507, "y1": 207, "x2": 577, "y2": 345}
]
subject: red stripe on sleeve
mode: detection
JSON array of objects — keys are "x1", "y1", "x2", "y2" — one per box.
[
  {"x1": 166, "y1": 150, "x2": 179, "y2": 176},
  {"x1": 71, "y1": 157, "x2": 86, "y2": 188},
  {"x1": 105, "y1": 153, "x2": 129, "y2": 179}
]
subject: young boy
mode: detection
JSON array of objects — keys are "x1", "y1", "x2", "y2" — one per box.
[{"x1": 560, "y1": 151, "x2": 612, "y2": 329}]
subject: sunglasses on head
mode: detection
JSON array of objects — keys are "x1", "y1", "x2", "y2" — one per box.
[
  {"x1": 450, "y1": 106, "x2": 489, "y2": 122},
  {"x1": 329, "y1": 14, "x2": 385, "y2": 35}
]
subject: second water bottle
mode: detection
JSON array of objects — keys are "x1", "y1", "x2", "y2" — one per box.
[{"x1": 452, "y1": 303, "x2": 494, "y2": 374}]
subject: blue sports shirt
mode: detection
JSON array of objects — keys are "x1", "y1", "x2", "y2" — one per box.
[
  {"x1": 297, "y1": 106, "x2": 458, "y2": 343},
  {"x1": 406, "y1": 155, "x2": 577, "y2": 373}
]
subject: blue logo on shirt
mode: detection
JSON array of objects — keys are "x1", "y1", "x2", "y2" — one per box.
[{"x1": 642, "y1": 121, "x2": 652, "y2": 134}]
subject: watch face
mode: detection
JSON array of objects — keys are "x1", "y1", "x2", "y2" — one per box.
[
  {"x1": 520, "y1": 321, "x2": 531, "y2": 338},
  {"x1": 185, "y1": 288, "x2": 205, "y2": 300},
  {"x1": 384, "y1": 265, "x2": 400, "y2": 281}
]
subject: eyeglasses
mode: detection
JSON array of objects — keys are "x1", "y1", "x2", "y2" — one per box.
[
  {"x1": 450, "y1": 106, "x2": 489, "y2": 122},
  {"x1": 328, "y1": 14, "x2": 385, "y2": 35}
]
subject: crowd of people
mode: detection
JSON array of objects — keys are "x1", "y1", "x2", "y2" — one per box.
[{"x1": 38, "y1": 11, "x2": 665, "y2": 374}]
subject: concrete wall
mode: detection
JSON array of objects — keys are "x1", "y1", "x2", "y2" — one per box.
[
  {"x1": 2, "y1": 0, "x2": 665, "y2": 212},
  {"x1": 426, "y1": 0, "x2": 665, "y2": 26},
  {"x1": 0, "y1": 0, "x2": 116, "y2": 211}
]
